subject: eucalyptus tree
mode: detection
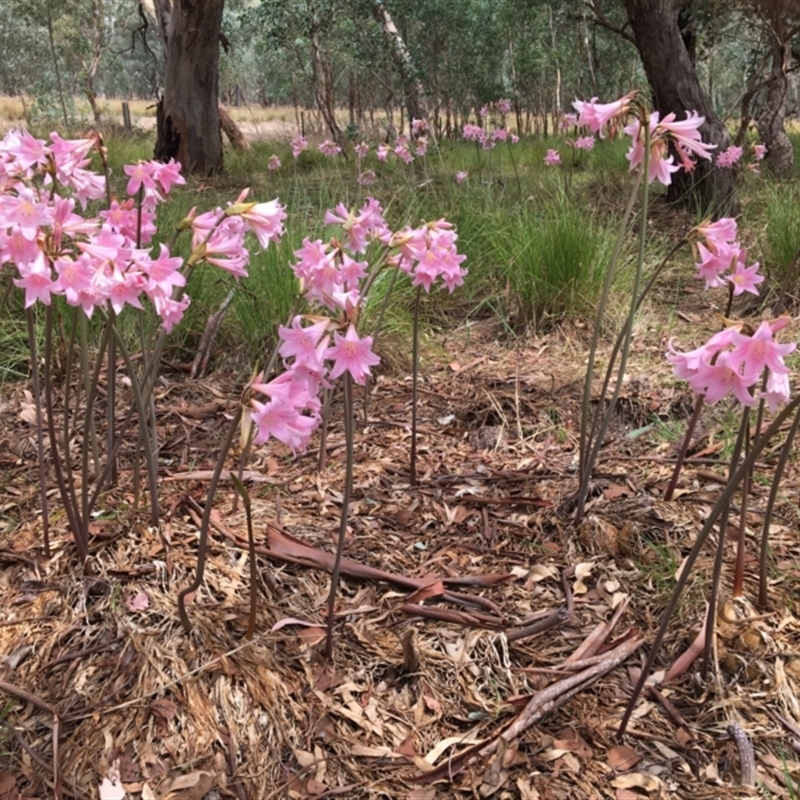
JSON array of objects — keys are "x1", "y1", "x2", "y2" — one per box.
[
  {"x1": 737, "y1": 0, "x2": 800, "y2": 176},
  {"x1": 147, "y1": 0, "x2": 225, "y2": 174}
]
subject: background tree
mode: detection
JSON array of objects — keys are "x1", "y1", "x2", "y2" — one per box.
[
  {"x1": 736, "y1": 0, "x2": 800, "y2": 176},
  {"x1": 151, "y1": 0, "x2": 225, "y2": 174},
  {"x1": 591, "y1": 0, "x2": 737, "y2": 214}
]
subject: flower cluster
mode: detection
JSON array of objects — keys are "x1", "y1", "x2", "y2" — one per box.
[
  {"x1": 390, "y1": 219, "x2": 468, "y2": 293},
  {"x1": 572, "y1": 95, "x2": 716, "y2": 186},
  {"x1": 544, "y1": 149, "x2": 561, "y2": 166},
  {"x1": 291, "y1": 135, "x2": 309, "y2": 159},
  {"x1": 690, "y1": 217, "x2": 763, "y2": 296},
  {"x1": 668, "y1": 319, "x2": 795, "y2": 410},
  {"x1": 479, "y1": 98, "x2": 512, "y2": 119},
  {"x1": 249, "y1": 198, "x2": 468, "y2": 452},
  {"x1": 462, "y1": 123, "x2": 519, "y2": 150},
  {"x1": 716, "y1": 145, "x2": 743, "y2": 169},
  {"x1": 569, "y1": 136, "x2": 595, "y2": 151},
  {"x1": 0, "y1": 128, "x2": 286, "y2": 333},
  {"x1": 319, "y1": 140, "x2": 342, "y2": 157}
]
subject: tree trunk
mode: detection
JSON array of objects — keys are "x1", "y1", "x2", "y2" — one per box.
[
  {"x1": 622, "y1": 0, "x2": 737, "y2": 216},
  {"x1": 309, "y1": 29, "x2": 342, "y2": 142},
  {"x1": 371, "y1": 1, "x2": 427, "y2": 131},
  {"x1": 154, "y1": 0, "x2": 224, "y2": 175},
  {"x1": 755, "y1": 40, "x2": 794, "y2": 178},
  {"x1": 219, "y1": 106, "x2": 250, "y2": 151}
]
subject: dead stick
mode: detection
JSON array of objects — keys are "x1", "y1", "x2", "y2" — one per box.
[
  {"x1": 473, "y1": 636, "x2": 642, "y2": 767},
  {"x1": 648, "y1": 686, "x2": 692, "y2": 733},
  {"x1": 0, "y1": 679, "x2": 56, "y2": 714},
  {"x1": 565, "y1": 596, "x2": 629, "y2": 664},
  {"x1": 506, "y1": 607, "x2": 570, "y2": 643},
  {"x1": 727, "y1": 721, "x2": 756, "y2": 787}
]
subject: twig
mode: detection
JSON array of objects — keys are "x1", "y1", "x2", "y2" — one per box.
[
  {"x1": 411, "y1": 634, "x2": 642, "y2": 784},
  {"x1": 727, "y1": 721, "x2": 756, "y2": 787},
  {"x1": 506, "y1": 607, "x2": 569, "y2": 643}
]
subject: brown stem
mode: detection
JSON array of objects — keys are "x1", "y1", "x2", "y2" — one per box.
[
  {"x1": 43, "y1": 307, "x2": 87, "y2": 562},
  {"x1": 178, "y1": 404, "x2": 243, "y2": 632},
  {"x1": 758, "y1": 407, "x2": 800, "y2": 607},
  {"x1": 325, "y1": 372, "x2": 354, "y2": 659},
  {"x1": 26, "y1": 309, "x2": 50, "y2": 557},
  {"x1": 619, "y1": 394, "x2": 800, "y2": 736},
  {"x1": 664, "y1": 394, "x2": 705, "y2": 501},
  {"x1": 704, "y1": 408, "x2": 748, "y2": 675},
  {"x1": 409, "y1": 285, "x2": 422, "y2": 486}
]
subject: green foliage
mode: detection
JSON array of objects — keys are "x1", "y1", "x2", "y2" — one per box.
[
  {"x1": 763, "y1": 184, "x2": 800, "y2": 295},
  {"x1": 499, "y1": 200, "x2": 614, "y2": 331}
]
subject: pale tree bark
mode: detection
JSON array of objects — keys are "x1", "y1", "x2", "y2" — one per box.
[
  {"x1": 371, "y1": 1, "x2": 428, "y2": 131},
  {"x1": 620, "y1": 0, "x2": 737, "y2": 215},
  {"x1": 309, "y1": 28, "x2": 342, "y2": 142},
  {"x1": 152, "y1": 0, "x2": 224, "y2": 175},
  {"x1": 78, "y1": 0, "x2": 107, "y2": 125}
]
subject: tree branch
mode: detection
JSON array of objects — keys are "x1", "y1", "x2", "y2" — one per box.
[{"x1": 584, "y1": 0, "x2": 636, "y2": 44}]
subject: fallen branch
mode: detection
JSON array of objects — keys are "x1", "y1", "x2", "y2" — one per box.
[{"x1": 409, "y1": 632, "x2": 643, "y2": 784}]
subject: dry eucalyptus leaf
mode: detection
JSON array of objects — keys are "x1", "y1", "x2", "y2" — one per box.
[
  {"x1": 573, "y1": 561, "x2": 595, "y2": 594},
  {"x1": 610, "y1": 772, "x2": 663, "y2": 792},
  {"x1": 607, "y1": 744, "x2": 642, "y2": 771}
]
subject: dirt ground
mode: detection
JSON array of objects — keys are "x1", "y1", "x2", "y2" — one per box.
[{"x1": 2, "y1": 285, "x2": 800, "y2": 800}]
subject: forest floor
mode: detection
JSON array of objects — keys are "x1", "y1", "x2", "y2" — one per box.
[{"x1": 2, "y1": 260, "x2": 800, "y2": 800}]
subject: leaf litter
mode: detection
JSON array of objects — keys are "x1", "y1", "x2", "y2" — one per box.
[{"x1": 1, "y1": 315, "x2": 800, "y2": 797}]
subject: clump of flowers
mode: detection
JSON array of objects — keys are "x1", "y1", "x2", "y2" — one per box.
[
  {"x1": 249, "y1": 198, "x2": 467, "y2": 451},
  {"x1": 544, "y1": 149, "x2": 561, "y2": 166},
  {"x1": 268, "y1": 154, "x2": 281, "y2": 171},
  {"x1": 291, "y1": 134, "x2": 308, "y2": 159},
  {"x1": 689, "y1": 217, "x2": 763, "y2": 296},
  {"x1": 319, "y1": 140, "x2": 342, "y2": 157},
  {"x1": 1, "y1": 130, "x2": 285, "y2": 333},
  {"x1": 455, "y1": 170, "x2": 468, "y2": 184},
  {"x1": 716, "y1": 145, "x2": 743, "y2": 168},
  {"x1": 668, "y1": 320, "x2": 794, "y2": 410},
  {"x1": 573, "y1": 94, "x2": 717, "y2": 187},
  {"x1": 570, "y1": 135, "x2": 595, "y2": 151}
]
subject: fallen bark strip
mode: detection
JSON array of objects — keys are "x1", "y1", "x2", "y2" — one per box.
[
  {"x1": 409, "y1": 633, "x2": 643, "y2": 784},
  {"x1": 183, "y1": 505, "x2": 513, "y2": 612}
]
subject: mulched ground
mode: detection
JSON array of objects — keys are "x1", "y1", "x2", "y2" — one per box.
[{"x1": 2, "y1": 301, "x2": 800, "y2": 800}]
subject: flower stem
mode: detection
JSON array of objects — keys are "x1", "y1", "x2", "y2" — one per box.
[
  {"x1": 664, "y1": 395, "x2": 705, "y2": 501},
  {"x1": 409, "y1": 285, "x2": 422, "y2": 486},
  {"x1": 25, "y1": 309, "x2": 50, "y2": 558},
  {"x1": 178, "y1": 403, "x2": 243, "y2": 633},
  {"x1": 325, "y1": 372, "x2": 354, "y2": 659}
]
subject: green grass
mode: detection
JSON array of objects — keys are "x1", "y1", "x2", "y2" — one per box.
[
  {"x1": 497, "y1": 199, "x2": 617, "y2": 331},
  {"x1": 762, "y1": 183, "x2": 800, "y2": 305}
]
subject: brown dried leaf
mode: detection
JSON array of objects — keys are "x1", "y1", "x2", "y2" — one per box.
[
  {"x1": 164, "y1": 771, "x2": 215, "y2": 800},
  {"x1": 515, "y1": 777, "x2": 540, "y2": 799},
  {"x1": 607, "y1": 744, "x2": 642, "y2": 771},
  {"x1": 611, "y1": 773, "x2": 663, "y2": 792},
  {"x1": 0, "y1": 771, "x2": 17, "y2": 800},
  {"x1": 407, "y1": 790, "x2": 436, "y2": 800},
  {"x1": 150, "y1": 698, "x2": 177, "y2": 723}
]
